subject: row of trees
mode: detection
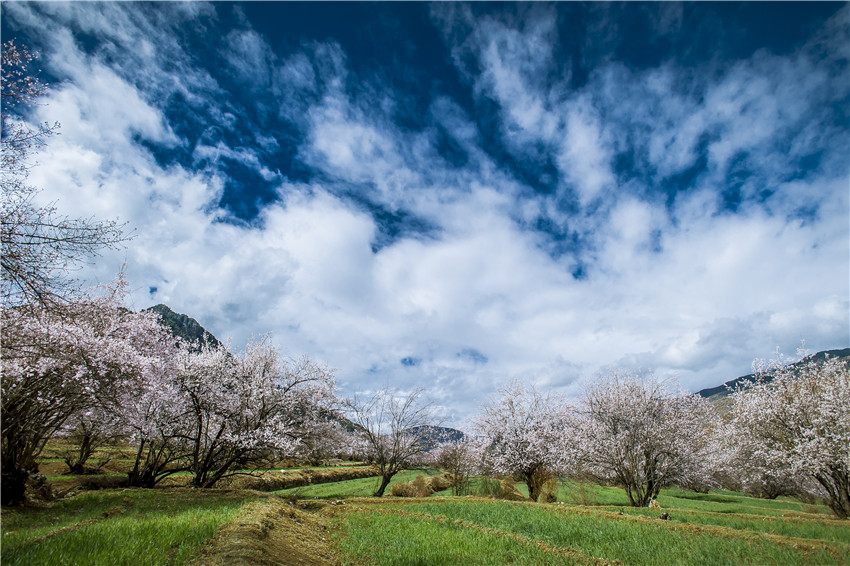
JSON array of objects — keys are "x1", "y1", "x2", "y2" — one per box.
[
  {"x1": 723, "y1": 353, "x2": 849, "y2": 518},
  {"x1": 444, "y1": 355, "x2": 848, "y2": 518},
  {"x1": 470, "y1": 375, "x2": 715, "y2": 506},
  {"x1": 0, "y1": 276, "x2": 341, "y2": 503}
]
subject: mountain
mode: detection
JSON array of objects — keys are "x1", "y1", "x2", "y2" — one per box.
[
  {"x1": 409, "y1": 426, "x2": 466, "y2": 450},
  {"x1": 697, "y1": 348, "x2": 850, "y2": 402},
  {"x1": 146, "y1": 304, "x2": 221, "y2": 350}
]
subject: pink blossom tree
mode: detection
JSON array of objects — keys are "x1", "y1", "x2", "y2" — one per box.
[
  {"x1": 176, "y1": 339, "x2": 337, "y2": 488},
  {"x1": 727, "y1": 351, "x2": 850, "y2": 518},
  {"x1": 0, "y1": 279, "x2": 174, "y2": 503},
  {"x1": 292, "y1": 415, "x2": 351, "y2": 466},
  {"x1": 121, "y1": 345, "x2": 189, "y2": 488},
  {"x1": 58, "y1": 405, "x2": 124, "y2": 474},
  {"x1": 575, "y1": 371, "x2": 717, "y2": 507},
  {"x1": 474, "y1": 380, "x2": 570, "y2": 502}
]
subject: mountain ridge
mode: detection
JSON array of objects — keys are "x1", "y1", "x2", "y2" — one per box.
[
  {"x1": 146, "y1": 304, "x2": 221, "y2": 350},
  {"x1": 697, "y1": 347, "x2": 850, "y2": 401}
]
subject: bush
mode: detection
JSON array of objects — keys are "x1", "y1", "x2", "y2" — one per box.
[
  {"x1": 236, "y1": 466, "x2": 379, "y2": 492},
  {"x1": 390, "y1": 473, "x2": 460, "y2": 498},
  {"x1": 391, "y1": 475, "x2": 433, "y2": 498},
  {"x1": 428, "y1": 473, "x2": 456, "y2": 492},
  {"x1": 473, "y1": 477, "x2": 527, "y2": 501}
]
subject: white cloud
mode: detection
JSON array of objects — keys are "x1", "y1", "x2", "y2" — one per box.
[
  {"x1": 223, "y1": 28, "x2": 273, "y2": 89},
  {"x1": 6, "y1": 3, "x2": 848, "y2": 425},
  {"x1": 557, "y1": 97, "x2": 615, "y2": 206}
]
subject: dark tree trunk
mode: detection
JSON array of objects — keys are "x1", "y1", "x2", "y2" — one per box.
[
  {"x1": 127, "y1": 468, "x2": 157, "y2": 489},
  {"x1": 1, "y1": 467, "x2": 29, "y2": 506},
  {"x1": 374, "y1": 474, "x2": 392, "y2": 497},
  {"x1": 525, "y1": 475, "x2": 539, "y2": 502},
  {"x1": 816, "y1": 469, "x2": 850, "y2": 520}
]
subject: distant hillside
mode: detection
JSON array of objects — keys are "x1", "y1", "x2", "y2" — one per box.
[
  {"x1": 408, "y1": 426, "x2": 466, "y2": 450},
  {"x1": 146, "y1": 304, "x2": 221, "y2": 350},
  {"x1": 698, "y1": 348, "x2": 850, "y2": 401}
]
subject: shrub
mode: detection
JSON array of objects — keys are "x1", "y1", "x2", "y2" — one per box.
[
  {"x1": 391, "y1": 475, "x2": 434, "y2": 498},
  {"x1": 236, "y1": 466, "x2": 379, "y2": 492},
  {"x1": 473, "y1": 477, "x2": 527, "y2": 501},
  {"x1": 428, "y1": 473, "x2": 456, "y2": 493}
]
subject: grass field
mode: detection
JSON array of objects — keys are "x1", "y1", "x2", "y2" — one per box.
[
  {"x1": 2, "y1": 471, "x2": 848, "y2": 566},
  {"x1": 1, "y1": 489, "x2": 249, "y2": 566}
]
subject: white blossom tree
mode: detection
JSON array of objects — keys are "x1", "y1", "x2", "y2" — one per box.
[
  {"x1": 475, "y1": 380, "x2": 570, "y2": 502},
  {"x1": 716, "y1": 411, "x2": 808, "y2": 499},
  {"x1": 727, "y1": 351, "x2": 850, "y2": 518},
  {"x1": 292, "y1": 415, "x2": 351, "y2": 466},
  {"x1": 59, "y1": 405, "x2": 124, "y2": 474},
  {"x1": 121, "y1": 345, "x2": 190, "y2": 488},
  {"x1": 575, "y1": 371, "x2": 717, "y2": 507},
  {"x1": 117, "y1": 335, "x2": 338, "y2": 488}
]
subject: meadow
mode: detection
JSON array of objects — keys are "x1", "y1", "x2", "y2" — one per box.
[{"x1": 3, "y1": 465, "x2": 848, "y2": 566}]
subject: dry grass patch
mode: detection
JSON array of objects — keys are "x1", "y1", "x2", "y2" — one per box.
[
  {"x1": 230, "y1": 466, "x2": 379, "y2": 492},
  {"x1": 189, "y1": 495, "x2": 340, "y2": 566},
  {"x1": 389, "y1": 473, "x2": 457, "y2": 497}
]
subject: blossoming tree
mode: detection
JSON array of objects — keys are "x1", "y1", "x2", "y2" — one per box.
[
  {"x1": 727, "y1": 352, "x2": 850, "y2": 518},
  {"x1": 575, "y1": 371, "x2": 716, "y2": 507},
  {"x1": 175, "y1": 339, "x2": 337, "y2": 488},
  {"x1": 475, "y1": 380, "x2": 570, "y2": 502},
  {"x1": 0, "y1": 280, "x2": 173, "y2": 504}
]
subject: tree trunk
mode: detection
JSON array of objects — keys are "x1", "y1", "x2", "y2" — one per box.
[
  {"x1": 1, "y1": 467, "x2": 29, "y2": 506},
  {"x1": 526, "y1": 475, "x2": 539, "y2": 502},
  {"x1": 374, "y1": 474, "x2": 392, "y2": 497},
  {"x1": 524, "y1": 466, "x2": 550, "y2": 502},
  {"x1": 127, "y1": 468, "x2": 157, "y2": 489},
  {"x1": 817, "y1": 469, "x2": 850, "y2": 520}
]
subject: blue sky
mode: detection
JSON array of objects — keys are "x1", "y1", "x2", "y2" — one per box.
[{"x1": 3, "y1": 2, "x2": 848, "y2": 424}]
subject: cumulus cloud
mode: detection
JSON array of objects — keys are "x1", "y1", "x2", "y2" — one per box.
[{"x1": 4, "y1": 2, "x2": 847, "y2": 423}]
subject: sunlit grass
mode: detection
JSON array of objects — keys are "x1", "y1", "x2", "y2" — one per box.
[
  {"x1": 333, "y1": 509, "x2": 579, "y2": 565},
  {"x1": 607, "y1": 504, "x2": 850, "y2": 545},
  {"x1": 1, "y1": 490, "x2": 248, "y2": 566},
  {"x1": 390, "y1": 499, "x2": 846, "y2": 566},
  {"x1": 4, "y1": 470, "x2": 848, "y2": 566}
]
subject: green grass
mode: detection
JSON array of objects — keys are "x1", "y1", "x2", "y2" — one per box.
[
  {"x1": 607, "y1": 505, "x2": 850, "y2": 545},
  {"x1": 4, "y1": 472, "x2": 849, "y2": 566},
  {"x1": 1, "y1": 490, "x2": 249, "y2": 566},
  {"x1": 391, "y1": 499, "x2": 845, "y2": 566},
  {"x1": 333, "y1": 509, "x2": 579, "y2": 565},
  {"x1": 325, "y1": 476, "x2": 850, "y2": 565},
  {"x1": 45, "y1": 473, "x2": 128, "y2": 482}
]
